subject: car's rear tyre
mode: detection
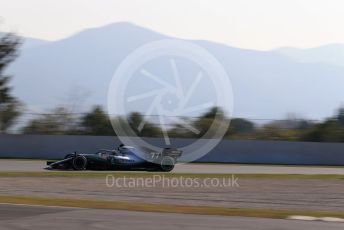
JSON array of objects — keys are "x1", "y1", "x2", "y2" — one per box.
[
  {"x1": 159, "y1": 156, "x2": 175, "y2": 172},
  {"x1": 72, "y1": 155, "x2": 87, "y2": 170}
]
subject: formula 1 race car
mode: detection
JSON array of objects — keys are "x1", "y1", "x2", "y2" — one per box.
[{"x1": 45, "y1": 144, "x2": 182, "y2": 172}]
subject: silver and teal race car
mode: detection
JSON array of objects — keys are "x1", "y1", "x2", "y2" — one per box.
[{"x1": 45, "y1": 144, "x2": 182, "y2": 172}]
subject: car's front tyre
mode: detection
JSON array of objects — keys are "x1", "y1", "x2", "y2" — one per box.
[{"x1": 72, "y1": 155, "x2": 87, "y2": 170}]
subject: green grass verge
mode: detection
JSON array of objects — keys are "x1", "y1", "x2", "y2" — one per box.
[
  {"x1": 0, "y1": 171, "x2": 343, "y2": 179},
  {"x1": 0, "y1": 195, "x2": 343, "y2": 219}
]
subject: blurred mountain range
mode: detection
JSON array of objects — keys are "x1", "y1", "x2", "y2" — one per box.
[
  {"x1": 5, "y1": 22, "x2": 344, "y2": 120},
  {"x1": 275, "y1": 44, "x2": 344, "y2": 68}
]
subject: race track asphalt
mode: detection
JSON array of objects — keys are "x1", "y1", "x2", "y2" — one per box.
[
  {"x1": 0, "y1": 160, "x2": 344, "y2": 174},
  {"x1": 0, "y1": 204, "x2": 343, "y2": 230}
]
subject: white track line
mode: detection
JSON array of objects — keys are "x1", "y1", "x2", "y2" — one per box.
[{"x1": 287, "y1": 216, "x2": 344, "y2": 223}]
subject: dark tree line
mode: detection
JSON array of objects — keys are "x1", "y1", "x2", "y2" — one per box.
[
  {"x1": 0, "y1": 33, "x2": 21, "y2": 133},
  {"x1": 19, "y1": 104, "x2": 344, "y2": 143}
]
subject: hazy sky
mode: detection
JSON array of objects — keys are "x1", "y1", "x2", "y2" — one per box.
[{"x1": 0, "y1": 0, "x2": 343, "y2": 50}]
